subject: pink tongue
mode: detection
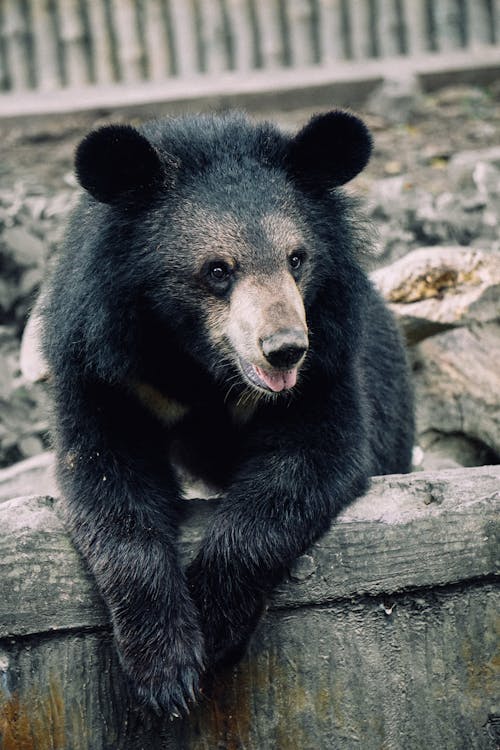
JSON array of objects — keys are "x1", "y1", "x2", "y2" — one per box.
[{"x1": 254, "y1": 365, "x2": 298, "y2": 392}]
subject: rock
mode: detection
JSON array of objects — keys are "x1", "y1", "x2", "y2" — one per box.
[
  {"x1": 0, "y1": 323, "x2": 50, "y2": 467},
  {"x1": 371, "y1": 246, "x2": 500, "y2": 343},
  {"x1": 18, "y1": 434, "x2": 45, "y2": 459},
  {"x1": 413, "y1": 323, "x2": 500, "y2": 457},
  {"x1": 413, "y1": 195, "x2": 487, "y2": 246},
  {"x1": 0, "y1": 327, "x2": 21, "y2": 400},
  {"x1": 19, "y1": 266, "x2": 43, "y2": 298},
  {"x1": 0, "y1": 276, "x2": 18, "y2": 316},
  {"x1": 0, "y1": 351, "x2": 12, "y2": 403},
  {"x1": 433, "y1": 85, "x2": 488, "y2": 107},
  {"x1": 2, "y1": 226, "x2": 46, "y2": 268},
  {"x1": 448, "y1": 146, "x2": 500, "y2": 189},
  {"x1": 417, "y1": 432, "x2": 498, "y2": 472},
  {"x1": 366, "y1": 74, "x2": 423, "y2": 124},
  {"x1": 0, "y1": 451, "x2": 56, "y2": 502},
  {"x1": 367, "y1": 175, "x2": 414, "y2": 220},
  {"x1": 472, "y1": 161, "x2": 500, "y2": 201}
]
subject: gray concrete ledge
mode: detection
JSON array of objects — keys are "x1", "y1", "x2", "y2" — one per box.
[{"x1": 1, "y1": 48, "x2": 500, "y2": 126}]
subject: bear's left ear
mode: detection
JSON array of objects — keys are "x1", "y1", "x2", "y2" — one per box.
[
  {"x1": 75, "y1": 124, "x2": 166, "y2": 205},
  {"x1": 287, "y1": 110, "x2": 372, "y2": 192}
]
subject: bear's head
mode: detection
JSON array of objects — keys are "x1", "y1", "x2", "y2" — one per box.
[{"x1": 74, "y1": 111, "x2": 371, "y2": 399}]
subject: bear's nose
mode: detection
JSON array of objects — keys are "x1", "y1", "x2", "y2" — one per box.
[{"x1": 261, "y1": 329, "x2": 308, "y2": 369}]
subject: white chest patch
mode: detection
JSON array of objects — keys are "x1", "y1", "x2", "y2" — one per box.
[
  {"x1": 228, "y1": 398, "x2": 258, "y2": 425},
  {"x1": 131, "y1": 381, "x2": 190, "y2": 427},
  {"x1": 173, "y1": 464, "x2": 223, "y2": 500}
]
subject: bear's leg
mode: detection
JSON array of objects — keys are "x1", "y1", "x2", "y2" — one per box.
[
  {"x1": 53, "y1": 378, "x2": 204, "y2": 715},
  {"x1": 187, "y1": 413, "x2": 370, "y2": 669}
]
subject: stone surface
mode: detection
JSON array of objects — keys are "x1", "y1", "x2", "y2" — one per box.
[
  {"x1": 371, "y1": 245, "x2": 500, "y2": 470},
  {"x1": 413, "y1": 323, "x2": 500, "y2": 458},
  {"x1": 366, "y1": 73, "x2": 424, "y2": 124},
  {"x1": 2, "y1": 226, "x2": 45, "y2": 268},
  {"x1": 0, "y1": 451, "x2": 56, "y2": 502},
  {"x1": 371, "y1": 245, "x2": 500, "y2": 343}
]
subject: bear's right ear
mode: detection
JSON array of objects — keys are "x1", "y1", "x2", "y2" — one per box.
[
  {"x1": 75, "y1": 124, "x2": 166, "y2": 204},
  {"x1": 286, "y1": 110, "x2": 372, "y2": 193}
]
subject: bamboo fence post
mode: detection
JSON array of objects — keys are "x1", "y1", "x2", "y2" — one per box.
[
  {"x1": 169, "y1": 0, "x2": 199, "y2": 76},
  {"x1": 197, "y1": 0, "x2": 229, "y2": 74},
  {"x1": 376, "y1": 0, "x2": 399, "y2": 57},
  {"x1": 349, "y1": 0, "x2": 372, "y2": 60},
  {"x1": 401, "y1": 0, "x2": 429, "y2": 55},
  {"x1": 143, "y1": 0, "x2": 172, "y2": 81},
  {"x1": 29, "y1": 0, "x2": 61, "y2": 90},
  {"x1": 252, "y1": 0, "x2": 284, "y2": 69},
  {"x1": 85, "y1": 0, "x2": 116, "y2": 84},
  {"x1": 0, "y1": 36, "x2": 6, "y2": 91},
  {"x1": 224, "y1": 0, "x2": 254, "y2": 71},
  {"x1": 58, "y1": 0, "x2": 90, "y2": 87},
  {"x1": 2, "y1": 0, "x2": 31, "y2": 90},
  {"x1": 465, "y1": 0, "x2": 492, "y2": 46},
  {"x1": 494, "y1": 0, "x2": 500, "y2": 43},
  {"x1": 377, "y1": 0, "x2": 402, "y2": 57},
  {"x1": 318, "y1": 0, "x2": 344, "y2": 62},
  {"x1": 433, "y1": 0, "x2": 463, "y2": 51},
  {"x1": 110, "y1": 0, "x2": 144, "y2": 82},
  {"x1": 287, "y1": 0, "x2": 316, "y2": 67}
]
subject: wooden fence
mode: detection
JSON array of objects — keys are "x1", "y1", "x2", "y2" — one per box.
[
  {"x1": 1, "y1": 463, "x2": 499, "y2": 748},
  {"x1": 0, "y1": 0, "x2": 499, "y2": 93}
]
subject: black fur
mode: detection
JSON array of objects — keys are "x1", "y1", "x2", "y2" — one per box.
[
  {"x1": 288, "y1": 110, "x2": 372, "y2": 191},
  {"x1": 75, "y1": 124, "x2": 166, "y2": 204},
  {"x1": 42, "y1": 111, "x2": 414, "y2": 716}
]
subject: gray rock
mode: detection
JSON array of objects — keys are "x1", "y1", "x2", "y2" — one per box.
[
  {"x1": 473, "y1": 160, "x2": 500, "y2": 201},
  {"x1": 448, "y1": 145, "x2": 500, "y2": 189},
  {"x1": 0, "y1": 277, "x2": 18, "y2": 316},
  {"x1": 413, "y1": 323, "x2": 500, "y2": 457},
  {"x1": 2, "y1": 226, "x2": 46, "y2": 268},
  {"x1": 0, "y1": 451, "x2": 56, "y2": 502},
  {"x1": 19, "y1": 266, "x2": 43, "y2": 298},
  {"x1": 18, "y1": 434, "x2": 45, "y2": 458},
  {"x1": 418, "y1": 431, "x2": 498, "y2": 472},
  {"x1": 371, "y1": 246, "x2": 500, "y2": 343},
  {"x1": 366, "y1": 74, "x2": 424, "y2": 124}
]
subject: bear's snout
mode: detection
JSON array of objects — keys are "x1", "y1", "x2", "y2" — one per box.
[{"x1": 261, "y1": 329, "x2": 308, "y2": 369}]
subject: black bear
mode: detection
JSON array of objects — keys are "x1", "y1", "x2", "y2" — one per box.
[{"x1": 42, "y1": 110, "x2": 414, "y2": 716}]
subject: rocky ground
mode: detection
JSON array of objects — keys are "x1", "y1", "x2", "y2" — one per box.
[{"x1": 0, "y1": 82, "x2": 499, "y2": 471}]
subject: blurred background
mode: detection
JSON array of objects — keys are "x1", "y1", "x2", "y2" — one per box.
[
  {"x1": 0, "y1": 0, "x2": 499, "y2": 487},
  {"x1": 1, "y1": 0, "x2": 499, "y2": 92}
]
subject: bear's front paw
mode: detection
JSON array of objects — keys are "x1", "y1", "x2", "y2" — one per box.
[
  {"x1": 187, "y1": 558, "x2": 265, "y2": 670},
  {"x1": 118, "y1": 625, "x2": 205, "y2": 717},
  {"x1": 209, "y1": 610, "x2": 263, "y2": 670}
]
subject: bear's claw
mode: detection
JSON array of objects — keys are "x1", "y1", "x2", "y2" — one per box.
[{"x1": 134, "y1": 662, "x2": 202, "y2": 717}]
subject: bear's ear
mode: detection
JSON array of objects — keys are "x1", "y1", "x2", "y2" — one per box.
[
  {"x1": 287, "y1": 110, "x2": 372, "y2": 192},
  {"x1": 75, "y1": 124, "x2": 165, "y2": 204}
]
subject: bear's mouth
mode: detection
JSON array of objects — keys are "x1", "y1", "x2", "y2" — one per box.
[{"x1": 239, "y1": 359, "x2": 299, "y2": 393}]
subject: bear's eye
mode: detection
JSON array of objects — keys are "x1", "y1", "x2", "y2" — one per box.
[
  {"x1": 289, "y1": 250, "x2": 306, "y2": 272},
  {"x1": 209, "y1": 263, "x2": 230, "y2": 281},
  {"x1": 204, "y1": 260, "x2": 234, "y2": 293}
]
